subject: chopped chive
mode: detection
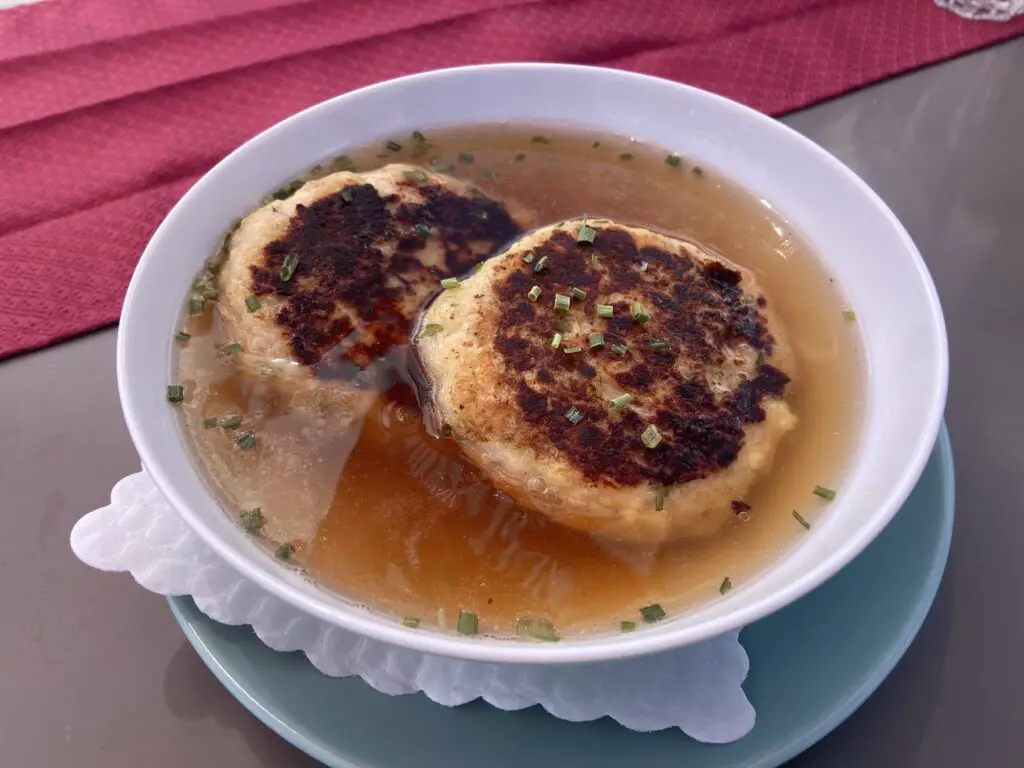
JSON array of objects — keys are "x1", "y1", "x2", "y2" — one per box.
[
  {"x1": 577, "y1": 221, "x2": 597, "y2": 244},
  {"x1": 528, "y1": 285, "x2": 542, "y2": 302},
  {"x1": 458, "y1": 152, "x2": 475, "y2": 165},
  {"x1": 591, "y1": 253, "x2": 598, "y2": 268},
  {"x1": 275, "y1": 542, "x2": 294, "y2": 560},
  {"x1": 649, "y1": 340, "x2": 670, "y2": 353},
  {"x1": 756, "y1": 350, "x2": 766, "y2": 366},
  {"x1": 588, "y1": 332, "x2": 605, "y2": 350},
  {"x1": 641, "y1": 424, "x2": 662, "y2": 449},
  {"x1": 174, "y1": 330, "x2": 191, "y2": 345},
  {"x1": 202, "y1": 417, "x2": 218, "y2": 429},
  {"x1": 813, "y1": 485, "x2": 837, "y2": 501},
  {"x1": 222, "y1": 342, "x2": 242, "y2": 355},
  {"x1": 457, "y1": 610, "x2": 479, "y2": 635},
  {"x1": 403, "y1": 170, "x2": 429, "y2": 184},
  {"x1": 640, "y1": 603, "x2": 666, "y2": 623},
  {"x1": 418, "y1": 323, "x2": 443, "y2": 339},
  {"x1": 554, "y1": 293, "x2": 571, "y2": 312},
  {"x1": 571, "y1": 287, "x2": 588, "y2": 301},
  {"x1": 244, "y1": 295, "x2": 261, "y2": 312},
  {"x1": 220, "y1": 415, "x2": 242, "y2": 430},
  {"x1": 531, "y1": 135, "x2": 551, "y2": 144},
  {"x1": 340, "y1": 188, "x2": 354, "y2": 203},
  {"x1": 719, "y1": 577, "x2": 733, "y2": 595},
  {"x1": 386, "y1": 140, "x2": 402, "y2": 152},
  {"x1": 842, "y1": 309, "x2": 857, "y2": 322},
  {"x1": 597, "y1": 304, "x2": 613, "y2": 318},
  {"x1": 654, "y1": 486, "x2": 666, "y2": 511},
  {"x1": 435, "y1": 164, "x2": 457, "y2": 173},
  {"x1": 665, "y1": 153, "x2": 681, "y2": 167},
  {"x1": 236, "y1": 432, "x2": 257, "y2": 451},
  {"x1": 474, "y1": 210, "x2": 489, "y2": 220},
  {"x1": 619, "y1": 152, "x2": 634, "y2": 160},
  {"x1": 793, "y1": 510, "x2": 811, "y2": 530},
  {"x1": 565, "y1": 406, "x2": 584, "y2": 425},
  {"x1": 639, "y1": 261, "x2": 649, "y2": 272},
  {"x1": 189, "y1": 296, "x2": 205, "y2": 316},
  {"x1": 592, "y1": 140, "x2": 601, "y2": 148},
  {"x1": 271, "y1": 180, "x2": 304, "y2": 200},
  {"x1": 563, "y1": 346, "x2": 583, "y2": 354},
  {"x1": 483, "y1": 169, "x2": 498, "y2": 181},
  {"x1": 412, "y1": 130, "x2": 427, "y2": 143},
  {"x1": 440, "y1": 277, "x2": 460, "y2": 290},
  {"x1": 280, "y1": 253, "x2": 299, "y2": 282},
  {"x1": 166, "y1": 385, "x2": 184, "y2": 403},
  {"x1": 333, "y1": 154, "x2": 356, "y2": 170},
  {"x1": 205, "y1": 260, "x2": 220, "y2": 276},
  {"x1": 550, "y1": 333, "x2": 562, "y2": 349},
  {"x1": 620, "y1": 620, "x2": 636, "y2": 633},
  {"x1": 514, "y1": 153, "x2": 526, "y2": 161},
  {"x1": 402, "y1": 616, "x2": 421, "y2": 629},
  {"x1": 516, "y1": 617, "x2": 560, "y2": 642},
  {"x1": 523, "y1": 252, "x2": 535, "y2": 264},
  {"x1": 610, "y1": 343, "x2": 628, "y2": 357},
  {"x1": 240, "y1": 508, "x2": 265, "y2": 534},
  {"x1": 692, "y1": 166, "x2": 706, "y2": 177},
  {"x1": 533, "y1": 255, "x2": 549, "y2": 273},
  {"x1": 609, "y1": 393, "x2": 632, "y2": 411},
  {"x1": 413, "y1": 223, "x2": 432, "y2": 238},
  {"x1": 631, "y1": 303, "x2": 650, "y2": 323}
]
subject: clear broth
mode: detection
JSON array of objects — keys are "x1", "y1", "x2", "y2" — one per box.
[{"x1": 175, "y1": 126, "x2": 863, "y2": 638}]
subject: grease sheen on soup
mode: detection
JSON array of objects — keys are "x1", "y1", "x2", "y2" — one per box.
[{"x1": 173, "y1": 126, "x2": 863, "y2": 640}]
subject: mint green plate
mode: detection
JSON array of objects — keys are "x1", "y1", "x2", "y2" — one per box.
[{"x1": 169, "y1": 424, "x2": 953, "y2": 768}]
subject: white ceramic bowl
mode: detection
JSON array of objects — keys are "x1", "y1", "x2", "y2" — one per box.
[{"x1": 118, "y1": 64, "x2": 947, "y2": 665}]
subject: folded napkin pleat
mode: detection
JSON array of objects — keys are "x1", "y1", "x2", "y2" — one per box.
[{"x1": 0, "y1": 0, "x2": 1020, "y2": 360}]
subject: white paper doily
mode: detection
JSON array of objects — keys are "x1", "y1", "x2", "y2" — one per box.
[{"x1": 70, "y1": 471, "x2": 755, "y2": 743}]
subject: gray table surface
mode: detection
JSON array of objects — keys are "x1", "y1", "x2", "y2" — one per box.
[{"x1": 2, "y1": 40, "x2": 1022, "y2": 768}]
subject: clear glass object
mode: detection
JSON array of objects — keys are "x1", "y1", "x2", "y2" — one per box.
[{"x1": 934, "y1": 0, "x2": 1024, "y2": 20}]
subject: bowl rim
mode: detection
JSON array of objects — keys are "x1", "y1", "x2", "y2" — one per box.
[{"x1": 117, "y1": 62, "x2": 948, "y2": 664}]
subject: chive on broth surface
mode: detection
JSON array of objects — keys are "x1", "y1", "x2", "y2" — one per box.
[{"x1": 173, "y1": 125, "x2": 863, "y2": 640}]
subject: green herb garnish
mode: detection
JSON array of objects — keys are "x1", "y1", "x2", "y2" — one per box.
[
  {"x1": 756, "y1": 350, "x2": 766, "y2": 366},
  {"x1": 333, "y1": 154, "x2": 356, "y2": 170},
  {"x1": 655, "y1": 486, "x2": 666, "y2": 511},
  {"x1": 563, "y1": 346, "x2": 583, "y2": 354},
  {"x1": 641, "y1": 424, "x2": 662, "y2": 449},
  {"x1": 413, "y1": 223, "x2": 431, "y2": 238},
  {"x1": 457, "y1": 610, "x2": 479, "y2": 636},
  {"x1": 719, "y1": 577, "x2": 733, "y2": 595},
  {"x1": 619, "y1": 152, "x2": 634, "y2": 161},
  {"x1": 554, "y1": 293, "x2": 571, "y2": 312},
  {"x1": 610, "y1": 343, "x2": 628, "y2": 357},
  {"x1": 842, "y1": 309, "x2": 857, "y2": 322},
  {"x1": 244, "y1": 295, "x2": 261, "y2": 312},
  {"x1": 275, "y1": 541, "x2": 295, "y2": 560},
  {"x1": 174, "y1": 330, "x2": 191, "y2": 345},
  {"x1": 458, "y1": 152, "x2": 475, "y2": 165},
  {"x1": 522, "y1": 252, "x2": 535, "y2": 264},
  {"x1": 592, "y1": 140, "x2": 601, "y2": 148},
  {"x1": 188, "y1": 296, "x2": 205, "y2": 316},
  {"x1": 620, "y1": 620, "x2": 636, "y2": 633},
  {"x1": 202, "y1": 417, "x2": 218, "y2": 429},
  {"x1": 515, "y1": 153, "x2": 526, "y2": 161},
  {"x1": 483, "y1": 169, "x2": 498, "y2": 181},
  {"x1": 403, "y1": 170, "x2": 429, "y2": 184},
  {"x1": 240, "y1": 508, "x2": 265, "y2": 533},
  {"x1": 571, "y1": 287, "x2": 588, "y2": 301},
  {"x1": 340, "y1": 188, "x2": 354, "y2": 203},
  {"x1": 640, "y1": 604, "x2": 666, "y2": 623},
  {"x1": 222, "y1": 342, "x2": 242, "y2": 355},
  {"x1": 692, "y1": 166, "x2": 705, "y2": 177},
  {"x1": 577, "y1": 221, "x2": 597, "y2": 244},
  {"x1": 218, "y1": 415, "x2": 241, "y2": 430},
  {"x1": 528, "y1": 285, "x2": 541, "y2": 302},
  {"x1": 435, "y1": 164, "x2": 456, "y2": 173},
  {"x1": 609, "y1": 393, "x2": 632, "y2": 412},
  {"x1": 630, "y1": 303, "x2": 650, "y2": 323},
  {"x1": 516, "y1": 617, "x2": 560, "y2": 642},
  {"x1": 271, "y1": 180, "x2": 304, "y2": 200},
  {"x1": 418, "y1": 323, "x2": 443, "y2": 339},
  {"x1": 166, "y1": 385, "x2": 184, "y2": 403},
  {"x1": 813, "y1": 485, "x2": 837, "y2": 501},
  {"x1": 565, "y1": 406, "x2": 584, "y2": 425},
  {"x1": 596, "y1": 304, "x2": 613, "y2": 318},
  {"x1": 531, "y1": 135, "x2": 551, "y2": 144},
  {"x1": 280, "y1": 253, "x2": 299, "y2": 282},
  {"x1": 550, "y1": 332, "x2": 562, "y2": 349},
  {"x1": 665, "y1": 153, "x2": 681, "y2": 167},
  {"x1": 533, "y1": 255, "x2": 549, "y2": 273},
  {"x1": 649, "y1": 340, "x2": 670, "y2": 353},
  {"x1": 412, "y1": 130, "x2": 427, "y2": 143},
  {"x1": 386, "y1": 140, "x2": 402, "y2": 152},
  {"x1": 588, "y1": 332, "x2": 605, "y2": 350},
  {"x1": 793, "y1": 510, "x2": 811, "y2": 530},
  {"x1": 402, "y1": 616, "x2": 421, "y2": 629},
  {"x1": 440, "y1": 277, "x2": 460, "y2": 290},
  {"x1": 236, "y1": 432, "x2": 257, "y2": 451}
]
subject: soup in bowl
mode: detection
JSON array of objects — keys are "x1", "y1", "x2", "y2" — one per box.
[{"x1": 118, "y1": 64, "x2": 947, "y2": 664}]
